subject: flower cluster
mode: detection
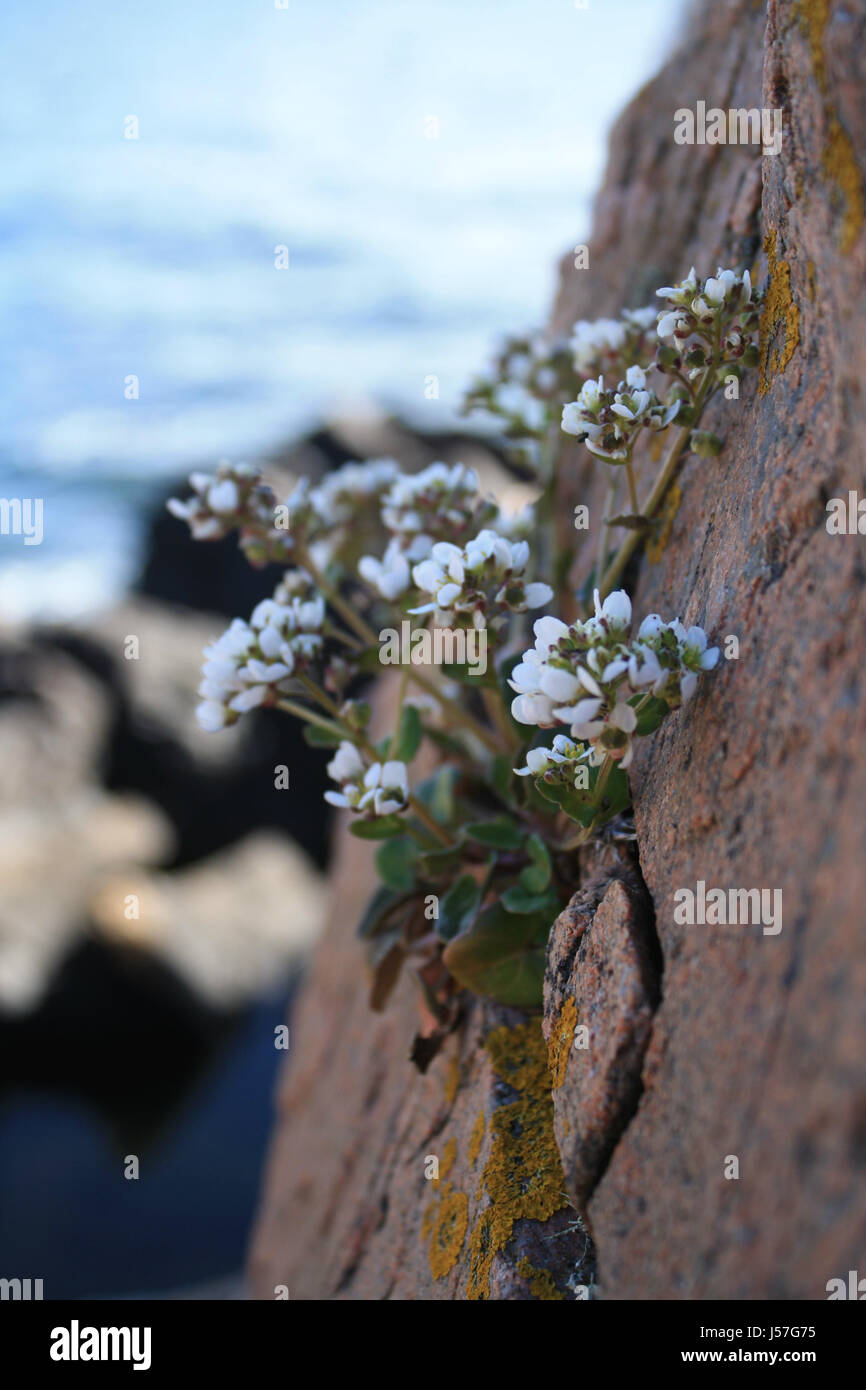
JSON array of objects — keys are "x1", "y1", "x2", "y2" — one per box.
[
  {"x1": 324, "y1": 742, "x2": 410, "y2": 818},
  {"x1": 195, "y1": 584, "x2": 326, "y2": 732},
  {"x1": 167, "y1": 461, "x2": 293, "y2": 564},
  {"x1": 514, "y1": 733, "x2": 589, "y2": 789},
  {"x1": 359, "y1": 462, "x2": 499, "y2": 599},
  {"x1": 561, "y1": 367, "x2": 680, "y2": 462},
  {"x1": 656, "y1": 266, "x2": 760, "y2": 366},
  {"x1": 309, "y1": 458, "x2": 400, "y2": 526},
  {"x1": 511, "y1": 590, "x2": 718, "y2": 770},
  {"x1": 570, "y1": 306, "x2": 657, "y2": 380},
  {"x1": 409, "y1": 529, "x2": 553, "y2": 630}
]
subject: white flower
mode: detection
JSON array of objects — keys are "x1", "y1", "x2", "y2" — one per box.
[
  {"x1": 657, "y1": 309, "x2": 688, "y2": 340},
  {"x1": 656, "y1": 267, "x2": 698, "y2": 301},
  {"x1": 194, "y1": 582, "x2": 326, "y2": 731},
  {"x1": 327, "y1": 741, "x2": 366, "y2": 784},
  {"x1": 538, "y1": 666, "x2": 581, "y2": 702},
  {"x1": 410, "y1": 527, "x2": 550, "y2": 628},
  {"x1": 207, "y1": 479, "x2": 240, "y2": 513},
  {"x1": 511, "y1": 691, "x2": 556, "y2": 726},
  {"x1": 533, "y1": 615, "x2": 570, "y2": 655},
  {"x1": 571, "y1": 318, "x2": 626, "y2": 374},
  {"x1": 625, "y1": 364, "x2": 647, "y2": 390},
  {"x1": 359, "y1": 539, "x2": 411, "y2": 600},
  {"x1": 195, "y1": 700, "x2": 229, "y2": 733},
  {"x1": 593, "y1": 587, "x2": 632, "y2": 629},
  {"x1": 561, "y1": 401, "x2": 585, "y2": 436},
  {"x1": 310, "y1": 458, "x2": 400, "y2": 525},
  {"x1": 357, "y1": 760, "x2": 410, "y2": 816}
]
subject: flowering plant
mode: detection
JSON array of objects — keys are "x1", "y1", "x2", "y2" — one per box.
[{"x1": 169, "y1": 265, "x2": 756, "y2": 1054}]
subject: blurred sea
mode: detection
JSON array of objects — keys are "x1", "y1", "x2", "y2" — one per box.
[{"x1": 0, "y1": 0, "x2": 684, "y2": 620}]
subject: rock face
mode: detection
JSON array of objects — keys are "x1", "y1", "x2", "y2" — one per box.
[{"x1": 249, "y1": 0, "x2": 866, "y2": 1299}]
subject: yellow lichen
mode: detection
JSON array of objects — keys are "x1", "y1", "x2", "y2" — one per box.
[
  {"x1": 646, "y1": 480, "x2": 682, "y2": 563},
  {"x1": 468, "y1": 1111, "x2": 486, "y2": 1167},
  {"x1": 516, "y1": 1256, "x2": 566, "y2": 1301},
  {"x1": 443, "y1": 1054, "x2": 460, "y2": 1107},
  {"x1": 797, "y1": 0, "x2": 864, "y2": 253},
  {"x1": 428, "y1": 1182, "x2": 469, "y2": 1280},
  {"x1": 431, "y1": 1135, "x2": 457, "y2": 1191},
  {"x1": 547, "y1": 996, "x2": 578, "y2": 1090},
  {"x1": 759, "y1": 228, "x2": 800, "y2": 395},
  {"x1": 466, "y1": 1020, "x2": 568, "y2": 1301}
]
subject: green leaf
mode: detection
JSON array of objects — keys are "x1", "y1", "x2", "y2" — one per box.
[
  {"x1": 464, "y1": 816, "x2": 523, "y2": 850},
  {"x1": 393, "y1": 703, "x2": 422, "y2": 762},
  {"x1": 375, "y1": 836, "x2": 419, "y2": 893},
  {"x1": 442, "y1": 901, "x2": 552, "y2": 1008},
  {"x1": 302, "y1": 723, "x2": 342, "y2": 749},
  {"x1": 349, "y1": 815, "x2": 406, "y2": 840},
  {"x1": 356, "y1": 885, "x2": 407, "y2": 940},
  {"x1": 436, "y1": 874, "x2": 482, "y2": 942},
  {"x1": 417, "y1": 844, "x2": 464, "y2": 879},
  {"x1": 519, "y1": 833, "x2": 552, "y2": 893},
  {"x1": 534, "y1": 777, "x2": 597, "y2": 827},
  {"x1": 415, "y1": 766, "x2": 459, "y2": 826},
  {"x1": 632, "y1": 695, "x2": 669, "y2": 737},
  {"x1": 491, "y1": 753, "x2": 515, "y2": 802},
  {"x1": 501, "y1": 884, "x2": 560, "y2": 916}
]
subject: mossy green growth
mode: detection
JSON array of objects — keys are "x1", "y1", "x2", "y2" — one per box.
[{"x1": 467, "y1": 1020, "x2": 568, "y2": 1300}]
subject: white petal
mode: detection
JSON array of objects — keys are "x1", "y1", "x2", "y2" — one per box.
[
  {"x1": 539, "y1": 666, "x2": 581, "y2": 702},
  {"x1": 524, "y1": 582, "x2": 553, "y2": 608}
]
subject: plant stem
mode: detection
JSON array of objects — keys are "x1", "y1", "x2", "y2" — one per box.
[
  {"x1": 406, "y1": 794, "x2": 454, "y2": 847},
  {"x1": 624, "y1": 453, "x2": 639, "y2": 514},
  {"x1": 389, "y1": 667, "x2": 410, "y2": 759},
  {"x1": 598, "y1": 369, "x2": 714, "y2": 598},
  {"x1": 481, "y1": 685, "x2": 519, "y2": 752},
  {"x1": 596, "y1": 476, "x2": 617, "y2": 590},
  {"x1": 405, "y1": 666, "x2": 501, "y2": 754},
  {"x1": 275, "y1": 698, "x2": 347, "y2": 741},
  {"x1": 300, "y1": 549, "x2": 380, "y2": 646}
]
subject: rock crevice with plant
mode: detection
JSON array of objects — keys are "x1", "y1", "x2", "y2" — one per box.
[{"x1": 169, "y1": 266, "x2": 758, "y2": 1058}]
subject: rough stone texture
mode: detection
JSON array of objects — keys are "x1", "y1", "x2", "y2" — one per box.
[
  {"x1": 249, "y1": 0, "x2": 866, "y2": 1299},
  {"x1": 548, "y1": 0, "x2": 866, "y2": 1299},
  {"x1": 544, "y1": 863, "x2": 658, "y2": 1213},
  {"x1": 248, "y1": 815, "x2": 594, "y2": 1301}
]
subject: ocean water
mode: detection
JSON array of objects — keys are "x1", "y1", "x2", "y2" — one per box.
[{"x1": 0, "y1": 0, "x2": 685, "y2": 618}]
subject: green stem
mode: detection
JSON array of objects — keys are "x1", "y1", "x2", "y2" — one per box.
[
  {"x1": 389, "y1": 667, "x2": 411, "y2": 759},
  {"x1": 299, "y1": 549, "x2": 379, "y2": 646},
  {"x1": 275, "y1": 698, "x2": 347, "y2": 742},
  {"x1": 405, "y1": 666, "x2": 501, "y2": 754},
  {"x1": 624, "y1": 453, "x2": 639, "y2": 514},
  {"x1": 598, "y1": 368, "x2": 714, "y2": 599},
  {"x1": 596, "y1": 476, "x2": 618, "y2": 591},
  {"x1": 481, "y1": 685, "x2": 519, "y2": 753}
]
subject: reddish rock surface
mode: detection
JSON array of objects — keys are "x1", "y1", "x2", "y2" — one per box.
[
  {"x1": 249, "y1": 0, "x2": 866, "y2": 1299},
  {"x1": 549, "y1": 0, "x2": 866, "y2": 1299}
]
